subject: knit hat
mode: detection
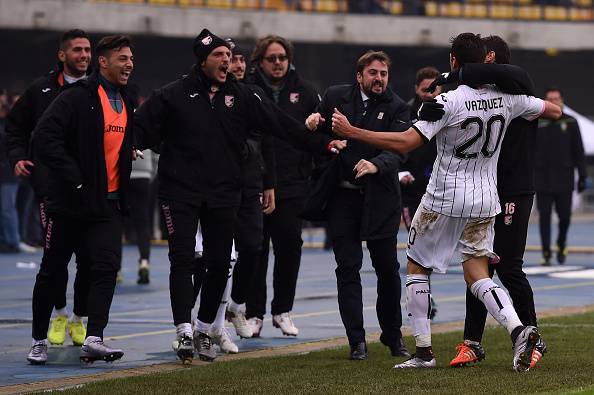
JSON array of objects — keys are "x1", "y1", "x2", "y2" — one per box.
[
  {"x1": 193, "y1": 28, "x2": 230, "y2": 64},
  {"x1": 224, "y1": 37, "x2": 247, "y2": 58}
]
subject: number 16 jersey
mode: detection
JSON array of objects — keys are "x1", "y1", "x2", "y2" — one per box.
[{"x1": 413, "y1": 84, "x2": 544, "y2": 218}]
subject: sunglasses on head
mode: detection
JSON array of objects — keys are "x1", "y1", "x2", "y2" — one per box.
[{"x1": 263, "y1": 54, "x2": 288, "y2": 63}]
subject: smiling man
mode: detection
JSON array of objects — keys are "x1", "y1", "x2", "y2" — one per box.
[
  {"x1": 7, "y1": 29, "x2": 92, "y2": 353},
  {"x1": 30, "y1": 35, "x2": 135, "y2": 365},
  {"x1": 305, "y1": 50, "x2": 411, "y2": 361}
]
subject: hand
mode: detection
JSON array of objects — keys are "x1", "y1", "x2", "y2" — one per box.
[
  {"x1": 417, "y1": 99, "x2": 445, "y2": 122},
  {"x1": 577, "y1": 178, "x2": 587, "y2": 193},
  {"x1": 14, "y1": 160, "x2": 34, "y2": 177},
  {"x1": 427, "y1": 70, "x2": 460, "y2": 93},
  {"x1": 305, "y1": 112, "x2": 325, "y2": 131},
  {"x1": 262, "y1": 188, "x2": 276, "y2": 214},
  {"x1": 132, "y1": 149, "x2": 144, "y2": 161},
  {"x1": 401, "y1": 175, "x2": 414, "y2": 184},
  {"x1": 328, "y1": 139, "x2": 347, "y2": 154},
  {"x1": 331, "y1": 108, "x2": 354, "y2": 137},
  {"x1": 353, "y1": 159, "x2": 378, "y2": 179}
]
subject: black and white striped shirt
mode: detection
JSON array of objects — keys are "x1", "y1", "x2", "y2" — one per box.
[{"x1": 414, "y1": 85, "x2": 545, "y2": 218}]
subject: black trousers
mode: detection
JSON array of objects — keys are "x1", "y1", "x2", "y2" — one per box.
[
  {"x1": 32, "y1": 200, "x2": 122, "y2": 340},
  {"x1": 162, "y1": 200, "x2": 236, "y2": 325},
  {"x1": 128, "y1": 178, "x2": 151, "y2": 260},
  {"x1": 328, "y1": 188, "x2": 403, "y2": 346},
  {"x1": 536, "y1": 191, "x2": 573, "y2": 253},
  {"x1": 191, "y1": 189, "x2": 263, "y2": 305},
  {"x1": 464, "y1": 194, "x2": 537, "y2": 342},
  {"x1": 246, "y1": 196, "x2": 303, "y2": 319},
  {"x1": 231, "y1": 189, "x2": 264, "y2": 305}
]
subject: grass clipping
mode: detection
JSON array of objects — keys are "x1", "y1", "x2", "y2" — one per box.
[{"x1": 61, "y1": 312, "x2": 594, "y2": 395}]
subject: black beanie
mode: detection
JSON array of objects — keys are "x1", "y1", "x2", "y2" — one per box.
[
  {"x1": 193, "y1": 28, "x2": 230, "y2": 64},
  {"x1": 224, "y1": 37, "x2": 247, "y2": 58}
]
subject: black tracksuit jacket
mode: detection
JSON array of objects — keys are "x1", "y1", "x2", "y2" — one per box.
[
  {"x1": 317, "y1": 83, "x2": 410, "y2": 240},
  {"x1": 6, "y1": 66, "x2": 89, "y2": 197},
  {"x1": 247, "y1": 67, "x2": 320, "y2": 199},
  {"x1": 134, "y1": 68, "x2": 330, "y2": 209},
  {"x1": 33, "y1": 73, "x2": 134, "y2": 220}
]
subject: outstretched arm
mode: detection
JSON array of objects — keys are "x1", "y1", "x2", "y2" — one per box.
[{"x1": 332, "y1": 108, "x2": 424, "y2": 154}]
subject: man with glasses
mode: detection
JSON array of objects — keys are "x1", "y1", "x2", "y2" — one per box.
[{"x1": 245, "y1": 35, "x2": 320, "y2": 337}]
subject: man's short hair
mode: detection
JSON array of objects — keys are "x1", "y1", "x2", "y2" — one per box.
[
  {"x1": 483, "y1": 35, "x2": 511, "y2": 65},
  {"x1": 59, "y1": 29, "x2": 90, "y2": 50},
  {"x1": 415, "y1": 66, "x2": 440, "y2": 85},
  {"x1": 450, "y1": 33, "x2": 486, "y2": 67},
  {"x1": 356, "y1": 50, "x2": 391, "y2": 74},
  {"x1": 251, "y1": 35, "x2": 294, "y2": 64},
  {"x1": 544, "y1": 87, "x2": 563, "y2": 97},
  {"x1": 95, "y1": 35, "x2": 133, "y2": 58}
]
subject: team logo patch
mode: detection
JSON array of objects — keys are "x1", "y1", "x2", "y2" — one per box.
[
  {"x1": 377, "y1": 112, "x2": 384, "y2": 120},
  {"x1": 504, "y1": 215, "x2": 513, "y2": 226},
  {"x1": 289, "y1": 92, "x2": 300, "y2": 104},
  {"x1": 201, "y1": 35, "x2": 213, "y2": 45},
  {"x1": 225, "y1": 95, "x2": 235, "y2": 108}
]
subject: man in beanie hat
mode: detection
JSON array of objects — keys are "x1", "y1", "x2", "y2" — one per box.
[{"x1": 135, "y1": 28, "x2": 343, "y2": 364}]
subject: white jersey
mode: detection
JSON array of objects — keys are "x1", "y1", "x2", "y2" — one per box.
[{"x1": 414, "y1": 85, "x2": 544, "y2": 218}]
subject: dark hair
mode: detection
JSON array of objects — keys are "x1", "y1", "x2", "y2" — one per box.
[
  {"x1": 251, "y1": 35, "x2": 294, "y2": 64},
  {"x1": 356, "y1": 50, "x2": 391, "y2": 74},
  {"x1": 544, "y1": 87, "x2": 563, "y2": 97},
  {"x1": 95, "y1": 35, "x2": 133, "y2": 58},
  {"x1": 59, "y1": 29, "x2": 90, "y2": 50},
  {"x1": 450, "y1": 33, "x2": 486, "y2": 67},
  {"x1": 415, "y1": 66, "x2": 440, "y2": 85},
  {"x1": 483, "y1": 35, "x2": 511, "y2": 65}
]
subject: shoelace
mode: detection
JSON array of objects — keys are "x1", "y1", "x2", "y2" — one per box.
[
  {"x1": 31, "y1": 343, "x2": 46, "y2": 354},
  {"x1": 199, "y1": 335, "x2": 211, "y2": 350}
]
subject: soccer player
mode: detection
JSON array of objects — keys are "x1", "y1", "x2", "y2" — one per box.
[
  {"x1": 8, "y1": 29, "x2": 92, "y2": 353},
  {"x1": 331, "y1": 33, "x2": 561, "y2": 371},
  {"x1": 31, "y1": 35, "x2": 135, "y2": 364}
]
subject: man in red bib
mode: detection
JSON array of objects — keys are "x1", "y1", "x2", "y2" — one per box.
[{"x1": 30, "y1": 35, "x2": 134, "y2": 365}]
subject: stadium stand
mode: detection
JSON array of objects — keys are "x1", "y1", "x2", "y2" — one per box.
[{"x1": 92, "y1": 0, "x2": 594, "y2": 20}]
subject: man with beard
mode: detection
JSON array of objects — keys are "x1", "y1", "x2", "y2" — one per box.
[
  {"x1": 8, "y1": 29, "x2": 92, "y2": 353},
  {"x1": 305, "y1": 50, "x2": 410, "y2": 360},
  {"x1": 135, "y1": 29, "x2": 340, "y2": 363},
  {"x1": 244, "y1": 35, "x2": 320, "y2": 337},
  {"x1": 30, "y1": 35, "x2": 135, "y2": 364}
]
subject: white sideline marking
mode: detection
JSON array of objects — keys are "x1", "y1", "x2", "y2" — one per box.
[{"x1": 549, "y1": 269, "x2": 594, "y2": 279}]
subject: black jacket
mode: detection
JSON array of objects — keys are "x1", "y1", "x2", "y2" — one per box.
[
  {"x1": 461, "y1": 63, "x2": 538, "y2": 196},
  {"x1": 134, "y1": 68, "x2": 330, "y2": 209},
  {"x1": 33, "y1": 73, "x2": 134, "y2": 220},
  {"x1": 6, "y1": 66, "x2": 85, "y2": 197},
  {"x1": 248, "y1": 67, "x2": 320, "y2": 199},
  {"x1": 535, "y1": 113, "x2": 586, "y2": 193},
  {"x1": 316, "y1": 83, "x2": 410, "y2": 240}
]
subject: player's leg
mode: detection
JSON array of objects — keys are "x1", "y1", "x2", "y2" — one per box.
[
  {"x1": 192, "y1": 223, "x2": 205, "y2": 304},
  {"x1": 536, "y1": 192, "x2": 553, "y2": 265},
  {"x1": 245, "y1": 214, "x2": 271, "y2": 337},
  {"x1": 162, "y1": 200, "x2": 200, "y2": 364},
  {"x1": 69, "y1": 251, "x2": 91, "y2": 346},
  {"x1": 195, "y1": 205, "x2": 237, "y2": 362},
  {"x1": 554, "y1": 191, "x2": 572, "y2": 264},
  {"x1": 395, "y1": 208, "x2": 462, "y2": 369},
  {"x1": 461, "y1": 217, "x2": 539, "y2": 372},
  {"x1": 208, "y1": 264, "x2": 239, "y2": 354},
  {"x1": 269, "y1": 197, "x2": 303, "y2": 336}
]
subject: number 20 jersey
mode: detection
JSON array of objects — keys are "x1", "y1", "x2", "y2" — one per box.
[{"x1": 413, "y1": 84, "x2": 544, "y2": 218}]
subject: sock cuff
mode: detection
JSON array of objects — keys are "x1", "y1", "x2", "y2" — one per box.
[
  {"x1": 469, "y1": 278, "x2": 497, "y2": 298},
  {"x1": 406, "y1": 274, "x2": 429, "y2": 286}
]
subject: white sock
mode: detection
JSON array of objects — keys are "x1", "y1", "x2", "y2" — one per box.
[
  {"x1": 470, "y1": 278, "x2": 523, "y2": 335},
  {"x1": 32, "y1": 338, "x2": 48, "y2": 345},
  {"x1": 212, "y1": 276, "x2": 232, "y2": 330},
  {"x1": 406, "y1": 274, "x2": 432, "y2": 347},
  {"x1": 176, "y1": 323, "x2": 192, "y2": 338},
  {"x1": 195, "y1": 319, "x2": 212, "y2": 334},
  {"x1": 55, "y1": 307, "x2": 68, "y2": 317},
  {"x1": 69, "y1": 314, "x2": 82, "y2": 323}
]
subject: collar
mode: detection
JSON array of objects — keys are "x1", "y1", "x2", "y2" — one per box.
[
  {"x1": 360, "y1": 89, "x2": 370, "y2": 103},
  {"x1": 97, "y1": 72, "x2": 119, "y2": 93}
]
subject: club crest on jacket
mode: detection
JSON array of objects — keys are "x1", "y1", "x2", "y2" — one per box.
[{"x1": 225, "y1": 95, "x2": 234, "y2": 108}]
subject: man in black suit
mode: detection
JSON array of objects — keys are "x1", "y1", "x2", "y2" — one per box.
[{"x1": 306, "y1": 50, "x2": 410, "y2": 360}]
